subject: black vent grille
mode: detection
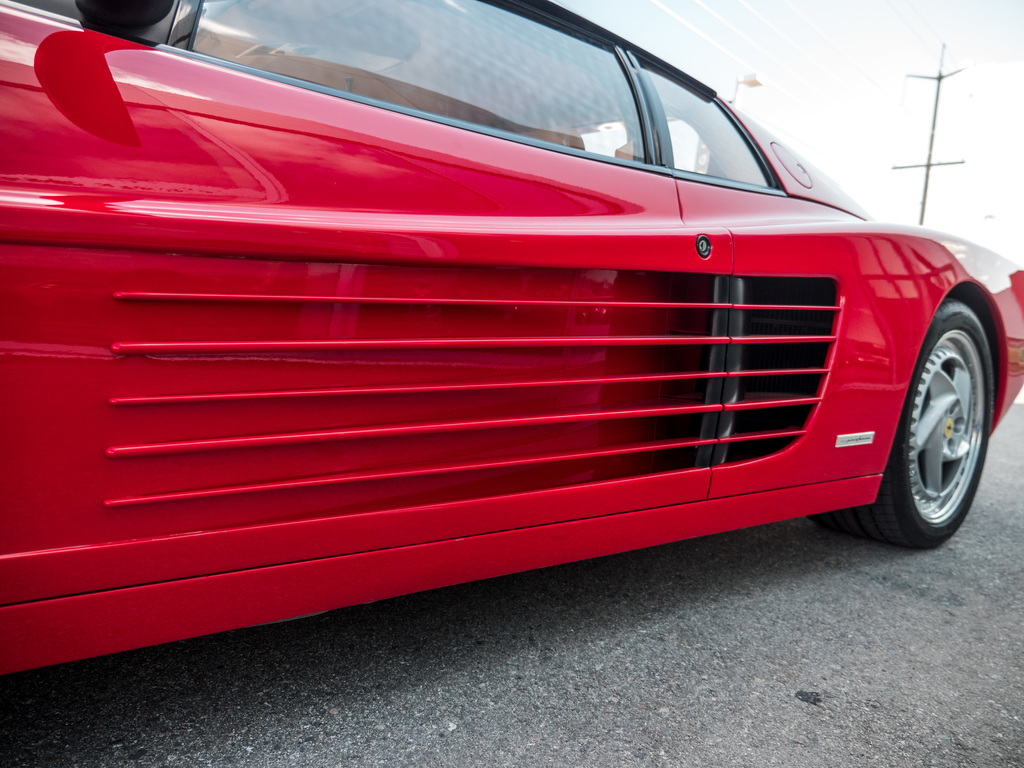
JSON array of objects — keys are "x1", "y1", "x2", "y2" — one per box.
[{"x1": 712, "y1": 276, "x2": 840, "y2": 464}]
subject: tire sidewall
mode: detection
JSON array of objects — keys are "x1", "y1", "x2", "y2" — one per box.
[{"x1": 889, "y1": 300, "x2": 994, "y2": 546}]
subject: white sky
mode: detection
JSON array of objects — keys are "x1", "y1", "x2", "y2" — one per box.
[{"x1": 556, "y1": 0, "x2": 1024, "y2": 265}]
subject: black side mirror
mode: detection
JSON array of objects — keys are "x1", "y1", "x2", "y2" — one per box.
[
  {"x1": 76, "y1": 0, "x2": 174, "y2": 28},
  {"x1": 74, "y1": 0, "x2": 177, "y2": 44}
]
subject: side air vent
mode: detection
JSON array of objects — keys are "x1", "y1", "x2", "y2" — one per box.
[
  {"x1": 105, "y1": 264, "x2": 730, "y2": 519},
  {"x1": 713, "y1": 275, "x2": 840, "y2": 465}
]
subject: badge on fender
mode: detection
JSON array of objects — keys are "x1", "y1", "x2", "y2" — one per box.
[{"x1": 836, "y1": 432, "x2": 875, "y2": 447}]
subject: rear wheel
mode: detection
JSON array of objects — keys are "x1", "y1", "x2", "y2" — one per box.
[{"x1": 813, "y1": 300, "x2": 993, "y2": 547}]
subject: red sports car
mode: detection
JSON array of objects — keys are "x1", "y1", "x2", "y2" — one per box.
[{"x1": 2, "y1": 0, "x2": 1022, "y2": 674}]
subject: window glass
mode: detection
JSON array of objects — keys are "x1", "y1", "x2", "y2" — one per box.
[
  {"x1": 193, "y1": 0, "x2": 644, "y2": 161},
  {"x1": 643, "y1": 66, "x2": 768, "y2": 186},
  {"x1": 14, "y1": 0, "x2": 77, "y2": 19}
]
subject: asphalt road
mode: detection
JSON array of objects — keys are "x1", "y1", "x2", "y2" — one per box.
[{"x1": 2, "y1": 407, "x2": 1023, "y2": 768}]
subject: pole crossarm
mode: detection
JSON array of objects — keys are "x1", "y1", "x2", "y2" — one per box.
[
  {"x1": 907, "y1": 67, "x2": 967, "y2": 81},
  {"x1": 893, "y1": 160, "x2": 965, "y2": 170}
]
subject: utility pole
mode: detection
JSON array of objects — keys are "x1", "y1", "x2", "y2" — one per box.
[{"x1": 893, "y1": 44, "x2": 965, "y2": 226}]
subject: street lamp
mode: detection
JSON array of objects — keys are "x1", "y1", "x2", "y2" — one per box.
[{"x1": 731, "y1": 73, "x2": 762, "y2": 108}]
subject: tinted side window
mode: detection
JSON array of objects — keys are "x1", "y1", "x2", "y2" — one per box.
[
  {"x1": 642, "y1": 66, "x2": 768, "y2": 187},
  {"x1": 193, "y1": 0, "x2": 644, "y2": 162},
  {"x1": 13, "y1": 0, "x2": 76, "y2": 18}
]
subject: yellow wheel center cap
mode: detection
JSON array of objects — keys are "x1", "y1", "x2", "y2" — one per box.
[{"x1": 944, "y1": 417, "x2": 954, "y2": 439}]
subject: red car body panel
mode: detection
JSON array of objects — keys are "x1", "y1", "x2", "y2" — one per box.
[{"x1": 1, "y1": 4, "x2": 1022, "y2": 674}]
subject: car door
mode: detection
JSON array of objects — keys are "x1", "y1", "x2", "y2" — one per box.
[
  {"x1": 1, "y1": 0, "x2": 733, "y2": 605},
  {"x1": 631, "y1": 61, "x2": 883, "y2": 501}
]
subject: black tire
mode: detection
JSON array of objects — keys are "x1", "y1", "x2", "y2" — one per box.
[{"x1": 812, "y1": 300, "x2": 993, "y2": 548}]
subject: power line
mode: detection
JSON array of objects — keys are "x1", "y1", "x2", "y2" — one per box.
[
  {"x1": 732, "y1": 0, "x2": 854, "y2": 97},
  {"x1": 683, "y1": 0, "x2": 832, "y2": 102},
  {"x1": 645, "y1": 0, "x2": 758, "y2": 73},
  {"x1": 897, "y1": 0, "x2": 961, "y2": 68},
  {"x1": 881, "y1": 0, "x2": 941, "y2": 60},
  {"x1": 777, "y1": 0, "x2": 889, "y2": 95},
  {"x1": 898, "y1": 0, "x2": 947, "y2": 46},
  {"x1": 730, "y1": 0, "x2": 922, "y2": 123},
  {"x1": 644, "y1": 0, "x2": 813, "y2": 110}
]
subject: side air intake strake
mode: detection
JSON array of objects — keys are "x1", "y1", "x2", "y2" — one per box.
[
  {"x1": 712, "y1": 276, "x2": 839, "y2": 464},
  {"x1": 105, "y1": 264, "x2": 839, "y2": 517}
]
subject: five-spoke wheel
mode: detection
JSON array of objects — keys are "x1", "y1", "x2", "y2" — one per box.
[{"x1": 907, "y1": 328, "x2": 986, "y2": 527}]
